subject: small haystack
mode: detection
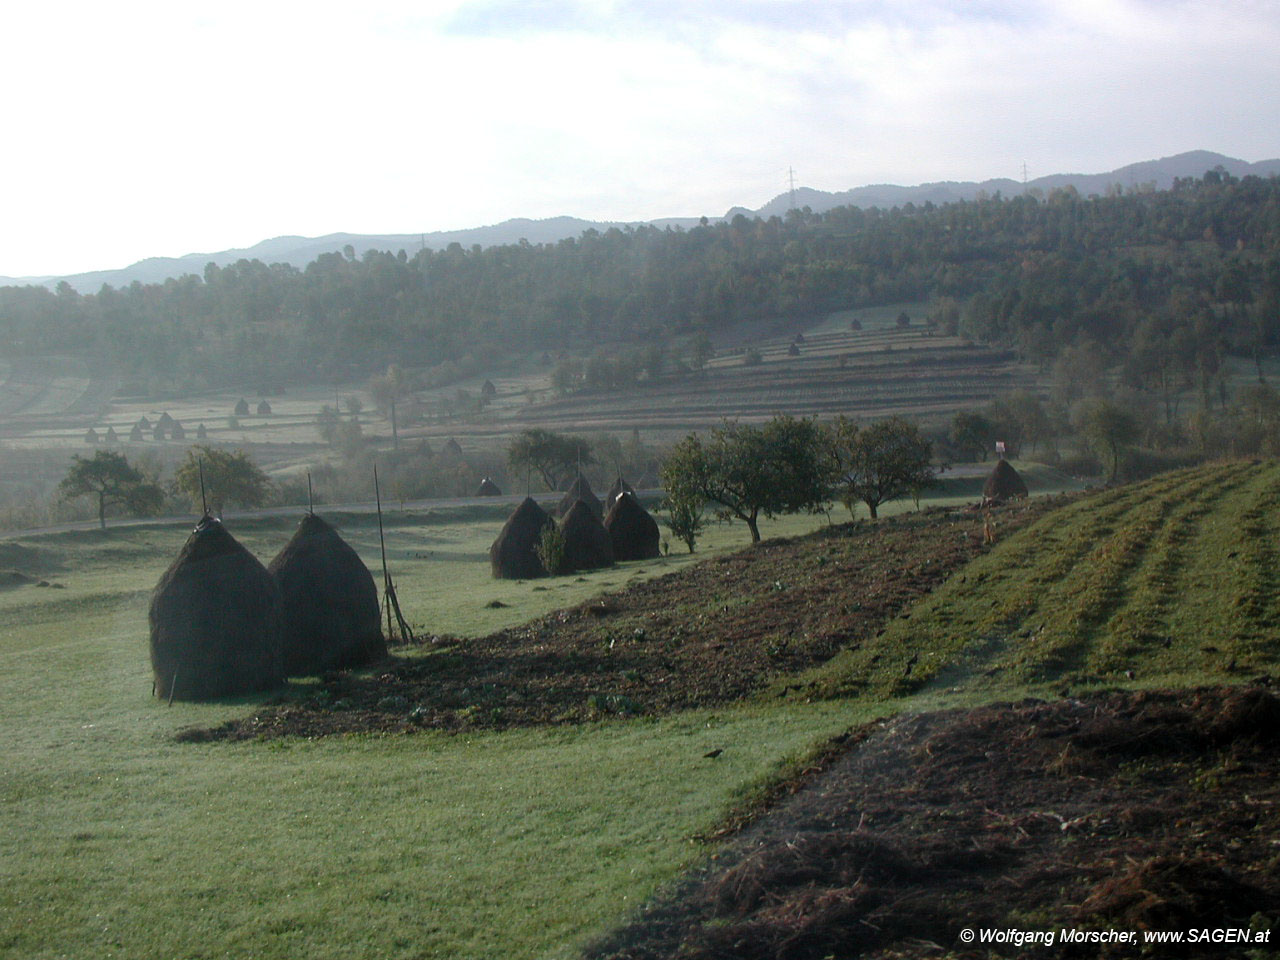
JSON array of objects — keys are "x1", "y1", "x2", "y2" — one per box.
[
  {"x1": 477, "y1": 477, "x2": 503, "y2": 497},
  {"x1": 605, "y1": 476, "x2": 635, "y2": 509},
  {"x1": 129, "y1": 423, "x2": 144, "y2": 442},
  {"x1": 84, "y1": 427, "x2": 99, "y2": 444},
  {"x1": 558, "y1": 476, "x2": 603, "y2": 520},
  {"x1": 234, "y1": 398, "x2": 250, "y2": 416},
  {"x1": 137, "y1": 416, "x2": 151, "y2": 431},
  {"x1": 104, "y1": 426, "x2": 118, "y2": 443},
  {"x1": 983, "y1": 459, "x2": 1029, "y2": 502},
  {"x1": 268, "y1": 513, "x2": 386, "y2": 676},
  {"x1": 443, "y1": 437, "x2": 463, "y2": 457},
  {"x1": 416, "y1": 438, "x2": 434, "y2": 457},
  {"x1": 490, "y1": 497, "x2": 555, "y2": 579},
  {"x1": 604, "y1": 492, "x2": 660, "y2": 561},
  {"x1": 787, "y1": 342, "x2": 801, "y2": 356},
  {"x1": 149, "y1": 516, "x2": 283, "y2": 700},
  {"x1": 481, "y1": 379, "x2": 497, "y2": 399},
  {"x1": 153, "y1": 421, "x2": 168, "y2": 441},
  {"x1": 196, "y1": 423, "x2": 208, "y2": 440},
  {"x1": 561, "y1": 500, "x2": 614, "y2": 571},
  {"x1": 170, "y1": 421, "x2": 185, "y2": 440},
  {"x1": 157, "y1": 412, "x2": 175, "y2": 429},
  {"x1": 257, "y1": 400, "x2": 272, "y2": 416}
]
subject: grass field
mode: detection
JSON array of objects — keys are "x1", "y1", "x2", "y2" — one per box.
[{"x1": 7, "y1": 461, "x2": 1275, "y2": 959}]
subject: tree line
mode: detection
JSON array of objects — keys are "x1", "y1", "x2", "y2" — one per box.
[{"x1": 3, "y1": 170, "x2": 1278, "y2": 395}]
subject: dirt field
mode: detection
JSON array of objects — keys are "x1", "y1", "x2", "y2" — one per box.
[{"x1": 585, "y1": 683, "x2": 1280, "y2": 959}]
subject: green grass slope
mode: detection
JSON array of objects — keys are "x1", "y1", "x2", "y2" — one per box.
[{"x1": 796, "y1": 460, "x2": 1280, "y2": 705}]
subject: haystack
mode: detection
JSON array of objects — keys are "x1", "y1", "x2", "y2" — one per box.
[
  {"x1": 481, "y1": 379, "x2": 497, "y2": 398},
  {"x1": 477, "y1": 477, "x2": 503, "y2": 497},
  {"x1": 157, "y1": 412, "x2": 175, "y2": 429},
  {"x1": 605, "y1": 476, "x2": 635, "y2": 509},
  {"x1": 443, "y1": 437, "x2": 463, "y2": 457},
  {"x1": 104, "y1": 426, "x2": 118, "y2": 443},
  {"x1": 561, "y1": 499, "x2": 614, "y2": 571},
  {"x1": 149, "y1": 516, "x2": 283, "y2": 700},
  {"x1": 490, "y1": 497, "x2": 554, "y2": 579},
  {"x1": 983, "y1": 459, "x2": 1029, "y2": 502},
  {"x1": 234, "y1": 398, "x2": 250, "y2": 416},
  {"x1": 268, "y1": 514, "x2": 386, "y2": 676},
  {"x1": 196, "y1": 423, "x2": 208, "y2": 440},
  {"x1": 129, "y1": 423, "x2": 144, "y2": 442},
  {"x1": 153, "y1": 421, "x2": 168, "y2": 441},
  {"x1": 558, "y1": 476, "x2": 603, "y2": 520},
  {"x1": 170, "y1": 421, "x2": 185, "y2": 440},
  {"x1": 257, "y1": 400, "x2": 272, "y2": 415},
  {"x1": 604, "y1": 492, "x2": 660, "y2": 561},
  {"x1": 84, "y1": 427, "x2": 99, "y2": 444},
  {"x1": 137, "y1": 416, "x2": 151, "y2": 430}
]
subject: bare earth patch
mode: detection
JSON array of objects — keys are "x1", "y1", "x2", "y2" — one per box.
[
  {"x1": 586, "y1": 683, "x2": 1280, "y2": 960},
  {"x1": 177, "y1": 498, "x2": 1057, "y2": 741}
]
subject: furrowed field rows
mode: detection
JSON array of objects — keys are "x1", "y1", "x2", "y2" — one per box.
[{"x1": 795, "y1": 463, "x2": 1267, "y2": 701}]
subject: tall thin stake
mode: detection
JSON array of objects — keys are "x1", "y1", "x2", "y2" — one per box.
[
  {"x1": 198, "y1": 459, "x2": 208, "y2": 517},
  {"x1": 374, "y1": 464, "x2": 392, "y2": 638},
  {"x1": 307, "y1": 472, "x2": 314, "y2": 515}
]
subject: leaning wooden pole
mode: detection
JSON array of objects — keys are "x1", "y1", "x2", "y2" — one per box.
[{"x1": 373, "y1": 464, "x2": 413, "y2": 643}]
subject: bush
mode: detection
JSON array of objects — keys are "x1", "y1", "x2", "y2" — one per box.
[{"x1": 535, "y1": 523, "x2": 568, "y2": 576}]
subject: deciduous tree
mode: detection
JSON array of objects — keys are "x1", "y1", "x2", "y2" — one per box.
[
  {"x1": 175, "y1": 445, "x2": 272, "y2": 516},
  {"x1": 58, "y1": 451, "x2": 164, "y2": 529},
  {"x1": 828, "y1": 416, "x2": 936, "y2": 519}
]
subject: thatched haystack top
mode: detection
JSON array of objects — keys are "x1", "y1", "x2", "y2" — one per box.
[
  {"x1": 149, "y1": 516, "x2": 283, "y2": 700},
  {"x1": 605, "y1": 476, "x2": 635, "y2": 508},
  {"x1": 490, "y1": 496, "x2": 554, "y2": 579},
  {"x1": 604, "y1": 492, "x2": 660, "y2": 561},
  {"x1": 983, "y1": 459, "x2": 1029, "y2": 501},
  {"x1": 561, "y1": 499, "x2": 614, "y2": 571},
  {"x1": 157, "y1": 412, "x2": 175, "y2": 427},
  {"x1": 558, "y1": 476, "x2": 603, "y2": 520},
  {"x1": 268, "y1": 513, "x2": 384, "y2": 676},
  {"x1": 477, "y1": 477, "x2": 503, "y2": 497}
]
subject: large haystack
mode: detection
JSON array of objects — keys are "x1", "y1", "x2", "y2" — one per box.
[
  {"x1": 605, "y1": 476, "x2": 635, "y2": 509},
  {"x1": 490, "y1": 497, "x2": 554, "y2": 579},
  {"x1": 267, "y1": 514, "x2": 385, "y2": 676},
  {"x1": 149, "y1": 516, "x2": 283, "y2": 700},
  {"x1": 477, "y1": 477, "x2": 503, "y2": 497},
  {"x1": 983, "y1": 459, "x2": 1029, "y2": 502},
  {"x1": 604, "y1": 492, "x2": 660, "y2": 561},
  {"x1": 558, "y1": 476, "x2": 603, "y2": 520},
  {"x1": 561, "y1": 499, "x2": 614, "y2": 571}
]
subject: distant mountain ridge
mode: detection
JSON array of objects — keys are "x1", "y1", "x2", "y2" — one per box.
[{"x1": 6, "y1": 151, "x2": 1276, "y2": 294}]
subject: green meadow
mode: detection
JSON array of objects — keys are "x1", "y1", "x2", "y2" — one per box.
[{"x1": 24, "y1": 462, "x2": 1255, "y2": 960}]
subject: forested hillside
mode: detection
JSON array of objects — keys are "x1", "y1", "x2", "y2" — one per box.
[{"x1": 1, "y1": 171, "x2": 1277, "y2": 397}]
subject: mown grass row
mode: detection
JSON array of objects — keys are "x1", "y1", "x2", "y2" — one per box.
[{"x1": 793, "y1": 461, "x2": 1280, "y2": 704}]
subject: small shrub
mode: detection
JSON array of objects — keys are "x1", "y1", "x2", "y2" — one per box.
[{"x1": 535, "y1": 523, "x2": 569, "y2": 576}]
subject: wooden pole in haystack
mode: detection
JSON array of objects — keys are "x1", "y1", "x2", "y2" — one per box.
[
  {"x1": 373, "y1": 464, "x2": 413, "y2": 643},
  {"x1": 307, "y1": 472, "x2": 314, "y2": 515},
  {"x1": 198, "y1": 459, "x2": 208, "y2": 517}
]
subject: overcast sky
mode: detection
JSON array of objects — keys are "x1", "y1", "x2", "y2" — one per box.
[{"x1": 2, "y1": 0, "x2": 1277, "y2": 278}]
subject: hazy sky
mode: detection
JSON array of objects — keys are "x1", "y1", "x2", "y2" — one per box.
[{"x1": 3, "y1": 0, "x2": 1277, "y2": 278}]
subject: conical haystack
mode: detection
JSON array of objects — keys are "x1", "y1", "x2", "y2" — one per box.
[
  {"x1": 558, "y1": 476, "x2": 603, "y2": 520},
  {"x1": 490, "y1": 497, "x2": 554, "y2": 579},
  {"x1": 983, "y1": 459, "x2": 1029, "y2": 501},
  {"x1": 605, "y1": 476, "x2": 635, "y2": 509},
  {"x1": 561, "y1": 499, "x2": 614, "y2": 571},
  {"x1": 604, "y1": 492, "x2": 660, "y2": 561},
  {"x1": 149, "y1": 516, "x2": 283, "y2": 700},
  {"x1": 477, "y1": 477, "x2": 503, "y2": 497},
  {"x1": 268, "y1": 514, "x2": 385, "y2": 676}
]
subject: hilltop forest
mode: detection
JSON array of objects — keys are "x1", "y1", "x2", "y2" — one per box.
[{"x1": 1, "y1": 170, "x2": 1278, "y2": 399}]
